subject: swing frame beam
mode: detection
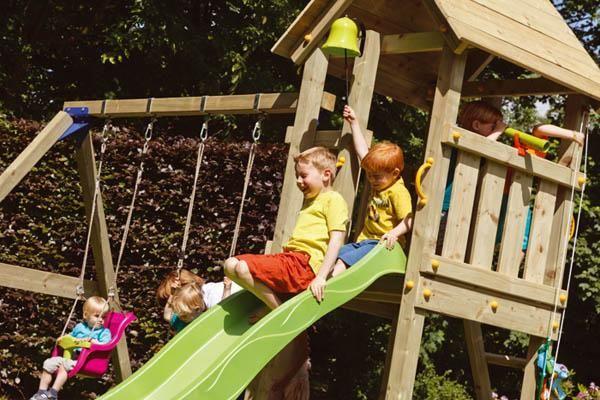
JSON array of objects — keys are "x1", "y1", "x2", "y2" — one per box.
[{"x1": 0, "y1": 90, "x2": 337, "y2": 383}]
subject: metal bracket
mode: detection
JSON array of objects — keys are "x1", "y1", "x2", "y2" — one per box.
[{"x1": 60, "y1": 107, "x2": 91, "y2": 141}]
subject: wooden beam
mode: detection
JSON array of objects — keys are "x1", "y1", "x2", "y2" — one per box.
[
  {"x1": 289, "y1": 0, "x2": 354, "y2": 65},
  {"x1": 520, "y1": 336, "x2": 545, "y2": 399},
  {"x1": 415, "y1": 278, "x2": 560, "y2": 339},
  {"x1": 0, "y1": 262, "x2": 98, "y2": 299},
  {"x1": 465, "y1": 51, "x2": 495, "y2": 82},
  {"x1": 63, "y1": 92, "x2": 336, "y2": 118},
  {"x1": 271, "y1": 50, "x2": 329, "y2": 253},
  {"x1": 422, "y1": 0, "x2": 464, "y2": 53},
  {"x1": 335, "y1": 30, "x2": 380, "y2": 229},
  {"x1": 355, "y1": 275, "x2": 404, "y2": 304},
  {"x1": 380, "y1": 32, "x2": 444, "y2": 55},
  {"x1": 385, "y1": 47, "x2": 467, "y2": 400},
  {"x1": 342, "y1": 299, "x2": 398, "y2": 320},
  {"x1": 422, "y1": 255, "x2": 567, "y2": 309},
  {"x1": 462, "y1": 78, "x2": 574, "y2": 98},
  {"x1": 76, "y1": 133, "x2": 132, "y2": 380},
  {"x1": 444, "y1": 125, "x2": 585, "y2": 189},
  {"x1": 0, "y1": 112, "x2": 72, "y2": 204},
  {"x1": 485, "y1": 352, "x2": 527, "y2": 369}
]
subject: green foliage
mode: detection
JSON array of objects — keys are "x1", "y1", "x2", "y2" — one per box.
[{"x1": 413, "y1": 364, "x2": 473, "y2": 400}]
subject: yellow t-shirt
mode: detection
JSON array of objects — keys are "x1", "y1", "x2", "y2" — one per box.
[
  {"x1": 357, "y1": 178, "x2": 412, "y2": 245},
  {"x1": 284, "y1": 190, "x2": 349, "y2": 274}
]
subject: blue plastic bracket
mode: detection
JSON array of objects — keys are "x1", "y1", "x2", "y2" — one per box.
[{"x1": 60, "y1": 107, "x2": 91, "y2": 141}]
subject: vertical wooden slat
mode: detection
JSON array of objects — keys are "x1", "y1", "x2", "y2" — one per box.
[
  {"x1": 523, "y1": 180, "x2": 558, "y2": 283},
  {"x1": 520, "y1": 336, "x2": 545, "y2": 400},
  {"x1": 385, "y1": 46, "x2": 466, "y2": 400},
  {"x1": 76, "y1": 133, "x2": 132, "y2": 381},
  {"x1": 270, "y1": 50, "x2": 329, "y2": 253},
  {"x1": 334, "y1": 30, "x2": 380, "y2": 223},
  {"x1": 497, "y1": 171, "x2": 533, "y2": 277},
  {"x1": 442, "y1": 151, "x2": 480, "y2": 261},
  {"x1": 460, "y1": 160, "x2": 508, "y2": 399},
  {"x1": 469, "y1": 161, "x2": 507, "y2": 268}
]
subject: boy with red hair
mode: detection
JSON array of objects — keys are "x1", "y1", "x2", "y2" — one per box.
[{"x1": 332, "y1": 105, "x2": 413, "y2": 276}]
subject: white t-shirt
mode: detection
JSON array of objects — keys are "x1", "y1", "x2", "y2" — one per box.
[{"x1": 201, "y1": 281, "x2": 243, "y2": 309}]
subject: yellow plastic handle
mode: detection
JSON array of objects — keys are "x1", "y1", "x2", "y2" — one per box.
[{"x1": 415, "y1": 157, "x2": 434, "y2": 206}]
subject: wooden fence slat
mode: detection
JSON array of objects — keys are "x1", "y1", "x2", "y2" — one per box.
[
  {"x1": 523, "y1": 180, "x2": 558, "y2": 283},
  {"x1": 469, "y1": 161, "x2": 507, "y2": 268},
  {"x1": 497, "y1": 171, "x2": 533, "y2": 277},
  {"x1": 442, "y1": 151, "x2": 480, "y2": 261}
]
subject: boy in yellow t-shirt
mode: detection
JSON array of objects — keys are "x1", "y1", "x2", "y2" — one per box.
[
  {"x1": 332, "y1": 105, "x2": 413, "y2": 276},
  {"x1": 224, "y1": 147, "x2": 348, "y2": 320}
]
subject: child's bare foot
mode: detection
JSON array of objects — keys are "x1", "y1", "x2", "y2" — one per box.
[{"x1": 249, "y1": 306, "x2": 270, "y2": 324}]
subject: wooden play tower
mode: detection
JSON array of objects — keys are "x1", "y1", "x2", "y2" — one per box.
[{"x1": 271, "y1": 0, "x2": 600, "y2": 399}]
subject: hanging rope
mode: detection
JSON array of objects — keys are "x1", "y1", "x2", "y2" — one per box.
[
  {"x1": 546, "y1": 111, "x2": 591, "y2": 392},
  {"x1": 109, "y1": 119, "x2": 155, "y2": 305},
  {"x1": 176, "y1": 122, "x2": 208, "y2": 278},
  {"x1": 228, "y1": 118, "x2": 262, "y2": 258},
  {"x1": 60, "y1": 122, "x2": 112, "y2": 337}
]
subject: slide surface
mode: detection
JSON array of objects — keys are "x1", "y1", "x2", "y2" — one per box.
[{"x1": 100, "y1": 244, "x2": 406, "y2": 400}]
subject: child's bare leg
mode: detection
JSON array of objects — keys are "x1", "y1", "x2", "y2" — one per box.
[
  {"x1": 39, "y1": 370, "x2": 53, "y2": 390},
  {"x1": 52, "y1": 365, "x2": 68, "y2": 391},
  {"x1": 234, "y1": 260, "x2": 282, "y2": 310},
  {"x1": 331, "y1": 259, "x2": 347, "y2": 277}
]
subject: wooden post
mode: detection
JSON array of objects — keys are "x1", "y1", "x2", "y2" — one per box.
[
  {"x1": 75, "y1": 132, "x2": 132, "y2": 381},
  {"x1": 384, "y1": 46, "x2": 466, "y2": 400},
  {"x1": 0, "y1": 112, "x2": 72, "y2": 203},
  {"x1": 520, "y1": 95, "x2": 588, "y2": 399},
  {"x1": 334, "y1": 29, "x2": 380, "y2": 226},
  {"x1": 271, "y1": 49, "x2": 329, "y2": 252}
]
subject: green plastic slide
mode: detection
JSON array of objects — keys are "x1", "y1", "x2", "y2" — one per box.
[{"x1": 100, "y1": 244, "x2": 406, "y2": 400}]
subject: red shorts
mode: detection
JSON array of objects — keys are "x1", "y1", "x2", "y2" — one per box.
[{"x1": 236, "y1": 252, "x2": 315, "y2": 294}]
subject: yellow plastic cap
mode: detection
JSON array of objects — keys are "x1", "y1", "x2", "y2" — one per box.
[
  {"x1": 405, "y1": 280, "x2": 415, "y2": 290},
  {"x1": 423, "y1": 288, "x2": 432, "y2": 300}
]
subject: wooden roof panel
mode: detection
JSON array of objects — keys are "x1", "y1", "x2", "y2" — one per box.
[{"x1": 272, "y1": 0, "x2": 600, "y2": 102}]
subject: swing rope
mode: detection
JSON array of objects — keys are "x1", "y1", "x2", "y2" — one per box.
[
  {"x1": 109, "y1": 119, "x2": 155, "y2": 305},
  {"x1": 228, "y1": 118, "x2": 262, "y2": 258},
  {"x1": 176, "y1": 122, "x2": 208, "y2": 278},
  {"x1": 546, "y1": 111, "x2": 591, "y2": 392},
  {"x1": 60, "y1": 122, "x2": 112, "y2": 338}
]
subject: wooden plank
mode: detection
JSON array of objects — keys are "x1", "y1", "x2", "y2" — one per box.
[
  {"x1": 422, "y1": 0, "x2": 463, "y2": 53},
  {"x1": 290, "y1": 0, "x2": 354, "y2": 65},
  {"x1": 439, "y1": 147, "x2": 487, "y2": 398},
  {"x1": 442, "y1": 15, "x2": 600, "y2": 101},
  {"x1": 546, "y1": 95, "x2": 587, "y2": 287},
  {"x1": 497, "y1": 170, "x2": 533, "y2": 278},
  {"x1": 462, "y1": 78, "x2": 574, "y2": 98},
  {"x1": 270, "y1": 50, "x2": 329, "y2": 253},
  {"x1": 442, "y1": 151, "x2": 480, "y2": 261},
  {"x1": 444, "y1": 126, "x2": 584, "y2": 189},
  {"x1": 520, "y1": 336, "x2": 545, "y2": 400},
  {"x1": 63, "y1": 92, "x2": 336, "y2": 117},
  {"x1": 381, "y1": 32, "x2": 444, "y2": 55},
  {"x1": 379, "y1": 312, "x2": 399, "y2": 400},
  {"x1": 75, "y1": 133, "x2": 132, "y2": 381},
  {"x1": 416, "y1": 278, "x2": 560, "y2": 339},
  {"x1": 485, "y1": 352, "x2": 527, "y2": 369},
  {"x1": 385, "y1": 47, "x2": 466, "y2": 400},
  {"x1": 0, "y1": 263, "x2": 98, "y2": 299},
  {"x1": 355, "y1": 274, "x2": 404, "y2": 304},
  {"x1": 465, "y1": 51, "x2": 495, "y2": 82},
  {"x1": 422, "y1": 255, "x2": 567, "y2": 309},
  {"x1": 342, "y1": 299, "x2": 398, "y2": 320},
  {"x1": 351, "y1": 0, "x2": 434, "y2": 34},
  {"x1": 523, "y1": 181, "x2": 558, "y2": 283},
  {"x1": 0, "y1": 112, "x2": 72, "y2": 204},
  {"x1": 469, "y1": 161, "x2": 507, "y2": 268},
  {"x1": 437, "y1": 0, "x2": 600, "y2": 81},
  {"x1": 469, "y1": 0, "x2": 583, "y2": 50},
  {"x1": 271, "y1": 0, "x2": 331, "y2": 57},
  {"x1": 334, "y1": 30, "x2": 380, "y2": 226}
]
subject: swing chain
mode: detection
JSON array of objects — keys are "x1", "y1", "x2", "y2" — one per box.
[{"x1": 142, "y1": 119, "x2": 155, "y2": 153}]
